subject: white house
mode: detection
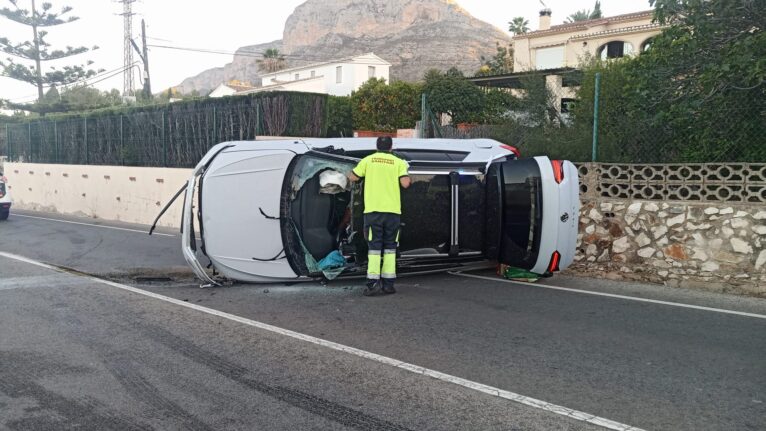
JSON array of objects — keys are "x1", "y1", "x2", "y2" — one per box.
[
  {"x1": 209, "y1": 81, "x2": 257, "y2": 98},
  {"x1": 240, "y1": 53, "x2": 391, "y2": 97}
]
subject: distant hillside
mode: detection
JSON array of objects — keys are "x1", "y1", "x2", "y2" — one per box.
[{"x1": 177, "y1": 0, "x2": 511, "y2": 94}]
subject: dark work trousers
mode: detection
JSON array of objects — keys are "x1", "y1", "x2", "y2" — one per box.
[{"x1": 363, "y1": 212, "x2": 401, "y2": 287}]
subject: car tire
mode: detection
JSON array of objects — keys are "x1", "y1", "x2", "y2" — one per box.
[{"x1": 0, "y1": 211, "x2": 8, "y2": 221}]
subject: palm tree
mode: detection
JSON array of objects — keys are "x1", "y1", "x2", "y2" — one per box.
[
  {"x1": 566, "y1": 0, "x2": 602, "y2": 23},
  {"x1": 508, "y1": 17, "x2": 530, "y2": 35},
  {"x1": 256, "y1": 48, "x2": 287, "y2": 73}
]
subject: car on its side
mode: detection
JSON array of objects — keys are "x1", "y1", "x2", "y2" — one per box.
[
  {"x1": 162, "y1": 138, "x2": 579, "y2": 285},
  {"x1": 0, "y1": 174, "x2": 10, "y2": 221}
]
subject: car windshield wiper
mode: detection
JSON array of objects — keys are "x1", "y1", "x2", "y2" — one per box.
[{"x1": 149, "y1": 183, "x2": 187, "y2": 235}]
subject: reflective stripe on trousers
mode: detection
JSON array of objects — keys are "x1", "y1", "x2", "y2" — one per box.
[{"x1": 367, "y1": 250, "x2": 381, "y2": 279}]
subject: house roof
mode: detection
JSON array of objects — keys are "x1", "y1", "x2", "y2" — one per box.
[
  {"x1": 468, "y1": 67, "x2": 583, "y2": 89},
  {"x1": 211, "y1": 82, "x2": 257, "y2": 93},
  {"x1": 237, "y1": 75, "x2": 325, "y2": 95},
  {"x1": 513, "y1": 10, "x2": 655, "y2": 40},
  {"x1": 226, "y1": 83, "x2": 257, "y2": 92},
  {"x1": 258, "y1": 53, "x2": 391, "y2": 78}
]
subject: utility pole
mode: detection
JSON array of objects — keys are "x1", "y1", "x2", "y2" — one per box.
[
  {"x1": 130, "y1": 19, "x2": 151, "y2": 98},
  {"x1": 141, "y1": 19, "x2": 151, "y2": 97},
  {"x1": 119, "y1": 0, "x2": 136, "y2": 97}
]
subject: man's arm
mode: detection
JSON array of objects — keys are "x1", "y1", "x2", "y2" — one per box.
[
  {"x1": 398, "y1": 158, "x2": 411, "y2": 189},
  {"x1": 349, "y1": 158, "x2": 366, "y2": 183}
]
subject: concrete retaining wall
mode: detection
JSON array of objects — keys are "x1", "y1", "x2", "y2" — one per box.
[{"x1": 5, "y1": 163, "x2": 192, "y2": 228}]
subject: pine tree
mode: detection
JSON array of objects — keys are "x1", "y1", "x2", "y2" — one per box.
[{"x1": 0, "y1": 0, "x2": 100, "y2": 105}]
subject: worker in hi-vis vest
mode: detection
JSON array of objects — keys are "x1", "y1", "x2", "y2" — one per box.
[{"x1": 348, "y1": 136, "x2": 411, "y2": 296}]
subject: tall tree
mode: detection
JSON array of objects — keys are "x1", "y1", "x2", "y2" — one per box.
[
  {"x1": 423, "y1": 68, "x2": 485, "y2": 125},
  {"x1": 0, "y1": 0, "x2": 100, "y2": 103},
  {"x1": 566, "y1": 1, "x2": 603, "y2": 23},
  {"x1": 508, "y1": 16, "x2": 530, "y2": 35},
  {"x1": 477, "y1": 43, "x2": 514, "y2": 76},
  {"x1": 256, "y1": 48, "x2": 287, "y2": 73},
  {"x1": 572, "y1": 0, "x2": 766, "y2": 162}
]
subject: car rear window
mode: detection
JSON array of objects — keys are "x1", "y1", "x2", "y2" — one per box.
[
  {"x1": 0, "y1": 182, "x2": 5, "y2": 195},
  {"x1": 499, "y1": 159, "x2": 543, "y2": 268}
]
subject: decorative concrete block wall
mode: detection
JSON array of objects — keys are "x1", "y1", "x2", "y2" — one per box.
[{"x1": 571, "y1": 163, "x2": 766, "y2": 296}]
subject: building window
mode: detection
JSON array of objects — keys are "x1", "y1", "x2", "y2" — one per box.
[
  {"x1": 598, "y1": 41, "x2": 634, "y2": 60},
  {"x1": 560, "y1": 98, "x2": 576, "y2": 114},
  {"x1": 295, "y1": 73, "x2": 299, "y2": 80},
  {"x1": 368, "y1": 66, "x2": 376, "y2": 79},
  {"x1": 535, "y1": 45, "x2": 565, "y2": 70},
  {"x1": 641, "y1": 38, "x2": 654, "y2": 52},
  {"x1": 311, "y1": 70, "x2": 315, "y2": 77},
  {"x1": 336, "y1": 66, "x2": 342, "y2": 84}
]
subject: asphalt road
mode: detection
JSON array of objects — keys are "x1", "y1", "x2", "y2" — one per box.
[{"x1": 1, "y1": 209, "x2": 765, "y2": 430}]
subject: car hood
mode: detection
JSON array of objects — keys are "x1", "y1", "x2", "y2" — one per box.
[{"x1": 200, "y1": 149, "x2": 298, "y2": 280}]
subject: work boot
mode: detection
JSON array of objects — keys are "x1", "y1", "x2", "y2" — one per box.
[
  {"x1": 363, "y1": 279, "x2": 381, "y2": 296},
  {"x1": 381, "y1": 279, "x2": 396, "y2": 294}
]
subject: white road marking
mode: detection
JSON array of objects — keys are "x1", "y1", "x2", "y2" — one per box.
[
  {"x1": 12, "y1": 213, "x2": 175, "y2": 237},
  {"x1": 0, "y1": 251, "x2": 643, "y2": 431},
  {"x1": 451, "y1": 272, "x2": 766, "y2": 320}
]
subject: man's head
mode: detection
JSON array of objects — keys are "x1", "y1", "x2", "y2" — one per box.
[{"x1": 376, "y1": 136, "x2": 393, "y2": 152}]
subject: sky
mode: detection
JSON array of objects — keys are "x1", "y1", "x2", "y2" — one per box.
[{"x1": 0, "y1": 0, "x2": 652, "y2": 104}]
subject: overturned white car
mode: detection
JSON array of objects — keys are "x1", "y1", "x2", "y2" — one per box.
[{"x1": 157, "y1": 138, "x2": 579, "y2": 285}]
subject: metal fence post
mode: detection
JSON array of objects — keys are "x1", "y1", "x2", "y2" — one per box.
[
  {"x1": 592, "y1": 72, "x2": 602, "y2": 162},
  {"x1": 84, "y1": 116, "x2": 88, "y2": 165},
  {"x1": 54, "y1": 120, "x2": 58, "y2": 163},
  {"x1": 38, "y1": 120, "x2": 44, "y2": 163},
  {"x1": 28, "y1": 122, "x2": 32, "y2": 163},
  {"x1": 5, "y1": 124, "x2": 10, "y2": 162},
  {"x1": 420, "y1": 93, "x2": 426, "y2": 138},
  {"x1": 120, "y1": 115, "x2": 124, "y2": 166},
  {"x1": 212, "y1": 105, "x2": 216, "y2": 144},
  {"x1": 162, "y1": 110, "x2": 167, "y2": 167}
]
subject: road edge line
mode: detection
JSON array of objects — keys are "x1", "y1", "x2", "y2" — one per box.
[
  {"x1": 451, "y1": 271, "x2": 766, "y2": 320},
  {"x1": 12, "y1": 213, "x2": 175, "y2": 237},
  {"x1": 0, "y1": 251, "x2": 645, "y2": 431}
]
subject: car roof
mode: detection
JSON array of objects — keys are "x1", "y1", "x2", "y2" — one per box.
[{"x1": 221, "y1": 138, "x2": 513, "y2": 164}]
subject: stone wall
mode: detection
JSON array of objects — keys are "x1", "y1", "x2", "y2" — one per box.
[{"x1": 570, "y1": 163, "x2": 766, "y2": 296}]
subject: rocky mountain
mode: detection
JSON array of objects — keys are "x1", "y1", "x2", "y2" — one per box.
[
  {"x1": 177, "y1": 40, "x2": 282, "y2": 95},
  {"x1": 177, "y1": 0, "x2": 510, "y2": 94}
]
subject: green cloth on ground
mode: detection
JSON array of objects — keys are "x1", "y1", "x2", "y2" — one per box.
[{"x1": 503, "y1": 266, "x2": 540, "y2": 282}]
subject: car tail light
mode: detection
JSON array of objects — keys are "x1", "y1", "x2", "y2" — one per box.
[
  {"x1": 500, "y1": 144, "x2": 521, "y2": 158},
  {"x1": 551, "y1": 160, "x2": 564, "y2": 184},
  {"x1": 547, "y1": 251, "x2": 561, "y2": 273}
]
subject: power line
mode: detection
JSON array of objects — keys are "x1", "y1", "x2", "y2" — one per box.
[
  {"x1": 6, "y1": 63, "x2": 139, "y2": 103},
  {"x1": 146, "y1": 43, "x2": 486, "y2": 64}
]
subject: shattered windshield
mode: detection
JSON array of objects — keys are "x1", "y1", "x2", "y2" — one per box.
[{"x1": 287, "y1": 155, "x2": 354, "y2": 199}]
